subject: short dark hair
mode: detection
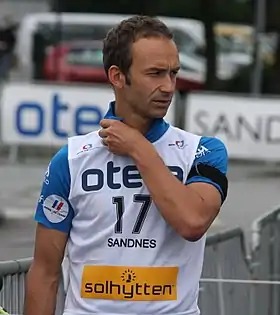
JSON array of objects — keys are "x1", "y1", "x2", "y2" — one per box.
[{"x1": 102, "y1": 15, "x2": 173, "y2": 81}]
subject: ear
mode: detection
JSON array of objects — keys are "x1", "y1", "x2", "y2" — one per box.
[{"x1": 108, "y1": 65, "x2": 126, "y2": 89}]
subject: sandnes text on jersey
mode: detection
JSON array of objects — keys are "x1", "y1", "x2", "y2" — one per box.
[
  {"x1": 82, "y1": 161, "x2": 184, "y2": 191},
  {"x1": 108, "y1": 237, "x2": 156, "y2": 248}
]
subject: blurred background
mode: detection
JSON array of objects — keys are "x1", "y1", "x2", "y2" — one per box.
[
  {"x1": 3, "y1": 0, "x2": 280, "y2": 94},
  {"x1": 1, "y1": 0, "x2": 280, "y2": 314}
]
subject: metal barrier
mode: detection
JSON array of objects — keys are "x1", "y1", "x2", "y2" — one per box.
[
  {"x1": 199, "y1": 205, "x2": 280, "y2": 315},
  {"x1": 0, "y1": 258, "x2": 65, "y2": 315},
  {"x1": 199, "y1": 227, "x2": 252, "y2": 315},
  {"x1": 0, "y1": 258, "x2": 29, "y2": 314},
  {"x1": 250, "y1": 207, "x2": 280, "y2": 315}
]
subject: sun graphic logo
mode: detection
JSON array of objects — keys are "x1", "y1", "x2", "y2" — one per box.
[{"x1": 121, "y1": 269, "x2": 136, "y2": 283}]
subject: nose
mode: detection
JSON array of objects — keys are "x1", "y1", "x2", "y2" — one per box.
[{"x1": 159, "y1": 74, "x2": 176, "y2": 94}]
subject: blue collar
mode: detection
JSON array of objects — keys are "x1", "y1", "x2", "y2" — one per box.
[{"x1": 104, "y1": 101, "x2": 170, "y2": 143}]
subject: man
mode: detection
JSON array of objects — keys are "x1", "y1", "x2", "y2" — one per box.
[{"x1": 24, "y1": 15, "x2": 228, "y2": 315}]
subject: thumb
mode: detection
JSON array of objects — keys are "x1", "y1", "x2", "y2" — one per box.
[
  {"x1": 100, "y1": 119, "x2": 113, "y2": 128},
  {"x1": 100, "y1": 118, "x2": 123, "y2": 128}
]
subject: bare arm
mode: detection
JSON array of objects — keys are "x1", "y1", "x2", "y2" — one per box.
[
  {"x1": 24, "y1": 224, "x2": 68, "y2": 315},
  {"x1": 24, "y1": 144, "x2": 74, "y2": 314},
  {"x1": 131, "y1": 137, "x2": 228, "y2": 241}
]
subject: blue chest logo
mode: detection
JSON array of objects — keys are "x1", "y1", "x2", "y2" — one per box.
[{"x1": 81, "y1": 161, "x2": 184, "y2": 192}]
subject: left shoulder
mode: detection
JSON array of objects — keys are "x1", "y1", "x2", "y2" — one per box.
[
  {"x1": 186, "y1": 136, "x2": 228, "y2": 204},
  {"x1": 196, "y1": 136, "x2": 227, "y2": 155},
  {"x1": 194, "y1": 136, "x2": 228, "y2": 174}
]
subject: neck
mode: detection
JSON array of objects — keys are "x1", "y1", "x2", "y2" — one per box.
[{"x1": 114, "y1": 100, "x2": 153, "y2": 135}]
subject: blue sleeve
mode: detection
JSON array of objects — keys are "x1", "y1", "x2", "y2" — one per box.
[
  {"x1": 34, "y1": 145, "x2": 74, "y2": 233},
  {"x1": 186, "y1": 136, "x2": 228, "y2": 200}
]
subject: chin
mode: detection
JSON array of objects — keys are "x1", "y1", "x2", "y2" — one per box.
[
  {"x1": 151, "y1": 108, "x2": 169, "y2": 119},
  {"x1": 153, "y1": 113, "x2": 166, "y2": 119}
]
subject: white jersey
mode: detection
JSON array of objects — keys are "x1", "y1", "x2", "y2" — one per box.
[{"x1": 35, "y1": 102, "x2": 228, "y2": 315}]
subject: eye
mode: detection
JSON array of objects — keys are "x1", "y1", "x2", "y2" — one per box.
[
  {"x1": 171, "y1": 70, "x2": 179, "y2": 76},
  {"x1": 149, "y1": 71, "x2": 162, "y2": 76}
]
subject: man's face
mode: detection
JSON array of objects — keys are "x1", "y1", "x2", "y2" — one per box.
[{"x1": 123, "y1": 36, "x2": 180, "y2": 119}]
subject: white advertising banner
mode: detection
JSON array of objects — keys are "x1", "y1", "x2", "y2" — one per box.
[
  {"x1": 0, "y1": 83, "x2": 175, "y2": 146},
  {"x1": 185, "y1": 93, "x2": 280, "y2": 161}
]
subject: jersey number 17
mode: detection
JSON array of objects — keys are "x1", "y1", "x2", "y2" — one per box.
[{"x1": 112, "y1": 194, "x2": 152, "y2": 234}]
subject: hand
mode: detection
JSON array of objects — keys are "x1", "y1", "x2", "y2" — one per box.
[{"x1": 98, "y1": 119, "x2": 146, "y2": 156}]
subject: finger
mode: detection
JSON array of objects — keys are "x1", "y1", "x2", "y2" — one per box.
[
  {"x1": 98, "y1": 128, "x2": 108, "y2": 139},
  {"x1": 102, "y1": 137, "x2": 109, "y2": 147},
  {"x1": 100, "y1": 119, "x2": 116, "y2": 128}
]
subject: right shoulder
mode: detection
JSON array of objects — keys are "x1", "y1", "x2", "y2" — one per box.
[
  {"x1": 34, "y1": 143, "x2": 74, "y2": 233},
  {"x1": 67, "y1": 130, "x2": 102, "y2": 160},
  {"x1": 51, "y1": 144, "x2": 69, "y2": 167}
]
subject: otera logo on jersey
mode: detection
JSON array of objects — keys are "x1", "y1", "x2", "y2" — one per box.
[
  {"x1": 81, "y1": 161, "x2": 184, "y2": 191},
  {"x1": 81, "y1": 265, "x2": 178, "y2": 301}
]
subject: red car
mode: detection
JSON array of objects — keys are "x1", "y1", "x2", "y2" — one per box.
[
  {"x1": 44, "y1": 40, "x2": 204, "y2": 91},
  {"x1": 44, "y1": 40, "x2": 107, "y2": 83}
]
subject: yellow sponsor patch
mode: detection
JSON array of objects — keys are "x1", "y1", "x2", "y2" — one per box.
[{"x1": 81, "y1": 265, "x2": 178, "y2": 301}]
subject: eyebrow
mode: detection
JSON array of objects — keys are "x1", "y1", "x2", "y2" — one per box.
[{"x1": 146, "y1": 66, "x2": 181, "y2": 72}]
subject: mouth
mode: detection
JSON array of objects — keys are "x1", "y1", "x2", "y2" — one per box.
[{"x1": 152, "y1": 99, "x2": 172, "y2": 106}]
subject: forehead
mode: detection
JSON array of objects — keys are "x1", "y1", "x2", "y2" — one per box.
[{"x1": 131, "y1": 37, "x2": 180, "y2": 69}]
